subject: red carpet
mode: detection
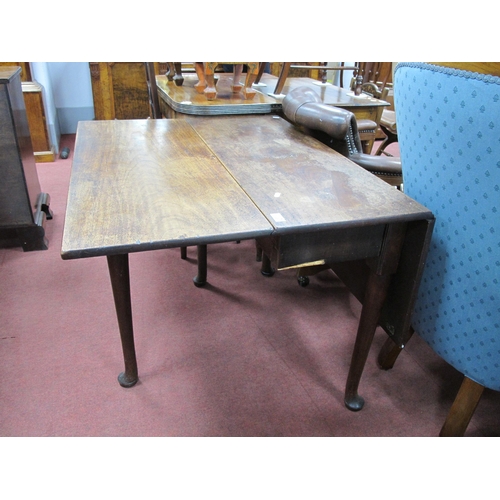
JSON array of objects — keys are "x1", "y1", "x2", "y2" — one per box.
[{"x1": 1, "y1": 135, "x2": 498, "y2": 438}]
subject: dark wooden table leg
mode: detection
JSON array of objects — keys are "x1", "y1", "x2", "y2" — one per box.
[
  {"x1": 255, "y1": 241, "x2": 263, "y2": 262},
  {"x1": 107, "y1": 254, "x2": 138, "y2": 387},
  {"x1": 344, "y1": 222, "x2": 407, "y2": 411},
  {"x1": 260, "y1": 252, "x2": 275, "y2": 276},
  {"x1": 193, "y1": 244, "x2": 207, "y2": 287},
  {"x1": 344, "y1": 270, "x2": 392, "y2": 410}
]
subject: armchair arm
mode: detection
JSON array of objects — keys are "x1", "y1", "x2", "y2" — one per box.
[
  {"x1": 282, "y1": 86, "x2": 355, "y2": 141},
  {"x1": 350, "y1": 152, "x2": 402, "y2": 175},
  {"x1": 282, "y1": 86, "x2": 402, "y2": 179}
]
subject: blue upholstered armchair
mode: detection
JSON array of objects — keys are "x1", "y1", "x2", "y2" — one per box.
[{"x1": 379, "y1": 63, "x2": 500, "y2": 436}]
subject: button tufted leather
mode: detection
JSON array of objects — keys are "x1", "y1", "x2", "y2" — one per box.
[{"x1": 282, "y1": 86, "x2": 402, "y2": 184}]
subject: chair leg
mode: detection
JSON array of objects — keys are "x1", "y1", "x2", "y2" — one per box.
[
  {"x1": 273, "y1": 62, "x2": 291, "y2": 95},
  {"x1": 375, "y1": 126, "x2": 398, "y2": 156},
  {"x1": 439, "y1": 376, "x2": 485, "y2": 437}
]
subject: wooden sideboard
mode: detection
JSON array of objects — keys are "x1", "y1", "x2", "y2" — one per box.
[{"x1": 0, "y1": 67, "x2": 52, "y2": 251}]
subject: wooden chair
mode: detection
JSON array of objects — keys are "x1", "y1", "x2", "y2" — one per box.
[
  {"x1": 353, "y1": 63, "x2": 398, "y2": 156},
  {"x1": 347, "y1": 62, "x2": 393, "y2": 154},
  {"x1": 375, "y1": 104, "x2": 398, "y2": 156},
  {"x1": 353, "y1": 62, "x2": 392, "y2": 94},
  {"x1": 272, "y1": 62, "x2": 358, "y2": 95},
  {"x1": 378, "y1": 62, "x2": 500, "y2": 436}
]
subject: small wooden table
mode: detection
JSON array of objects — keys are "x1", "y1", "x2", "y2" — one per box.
[
  {"x1": 157, "y1": 73, "x2": 280, "y2": 118},
  {"x1": 62, "y1": 116, "x2": 434, "y2": 412},
  {"x1": 259, "y1": 74, "x2": 389, "y2": 120}
]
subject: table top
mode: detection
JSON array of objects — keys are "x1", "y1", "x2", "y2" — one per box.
[
  {"x1": 188, "y1": 115, "x2": 431, "y2": 234},
  {"x1": 156, "y1": 73, "x2": 388, "y2": 117},
  {"x1": 156, "y1": 74, "x2": 280, "y2": 116},
  {"x1": 61, "y1": 119, "x2": 273, "y2": 259},
  {"x1": 62, "y1": 116, "x2": 432, "y2": 260},
  {"x1": 257, "y1": 75, "x2": 390, "y2": 108}
]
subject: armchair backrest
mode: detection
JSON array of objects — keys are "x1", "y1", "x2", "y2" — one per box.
[{"x1": 394, "y1": 63, "x2": 500, "y2": 391}]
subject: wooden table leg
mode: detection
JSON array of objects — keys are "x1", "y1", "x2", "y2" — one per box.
[
  {"x1": 344, "y1": 270, "x2": 392, "y2": 410},
  {"x1": 193, "y1": 244, "x2": 207, "y2": 287},
  {"x1": 107, "y1": 254, "x2": 138, "y2": 387},
  {"x1": 260, "y1": 251, "x2": 275, "y2": 277},
  {"x1": 344, "y1": 222, "x2": 407, "y2": 411}
]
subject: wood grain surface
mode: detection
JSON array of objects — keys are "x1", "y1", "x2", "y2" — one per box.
[
  {"x1": 61, "y1": 119, "x2": 272, "y2": 259},
  {"x1": 189, "y1": 115, "x2": 431, "y2": 233}
]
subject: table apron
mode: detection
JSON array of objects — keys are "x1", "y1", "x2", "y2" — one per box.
[{"x1": 257, "y1": 224, "x2": 385, "y2": 270}]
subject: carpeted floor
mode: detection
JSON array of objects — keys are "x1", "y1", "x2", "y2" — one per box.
[{"x1": 1, "y1": 134, "x2": 499, "y2": 438}]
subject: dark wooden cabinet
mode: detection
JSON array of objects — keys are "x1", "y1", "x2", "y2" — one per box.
[
  {"x1": 0, "y1": 66, "x2": 51, "y2": 251},
  {"x1": 0, "y1": 62, "x2": 55, "y2": 162}
]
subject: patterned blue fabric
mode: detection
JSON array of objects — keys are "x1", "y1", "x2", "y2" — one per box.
[{"x1": 394, "y1": 63, "x2": 500, "y2": 391}]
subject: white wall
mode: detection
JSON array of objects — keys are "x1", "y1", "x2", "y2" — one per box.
[
  {"x1": 30, "y1": 62, "x2": 60, "y2": 152},
  {"x1": 47, "y1": 62, "x2": 94, "y2": 134},
  {"x1": 30, "y1": 62, "x2": 94, "y2": 153}
]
